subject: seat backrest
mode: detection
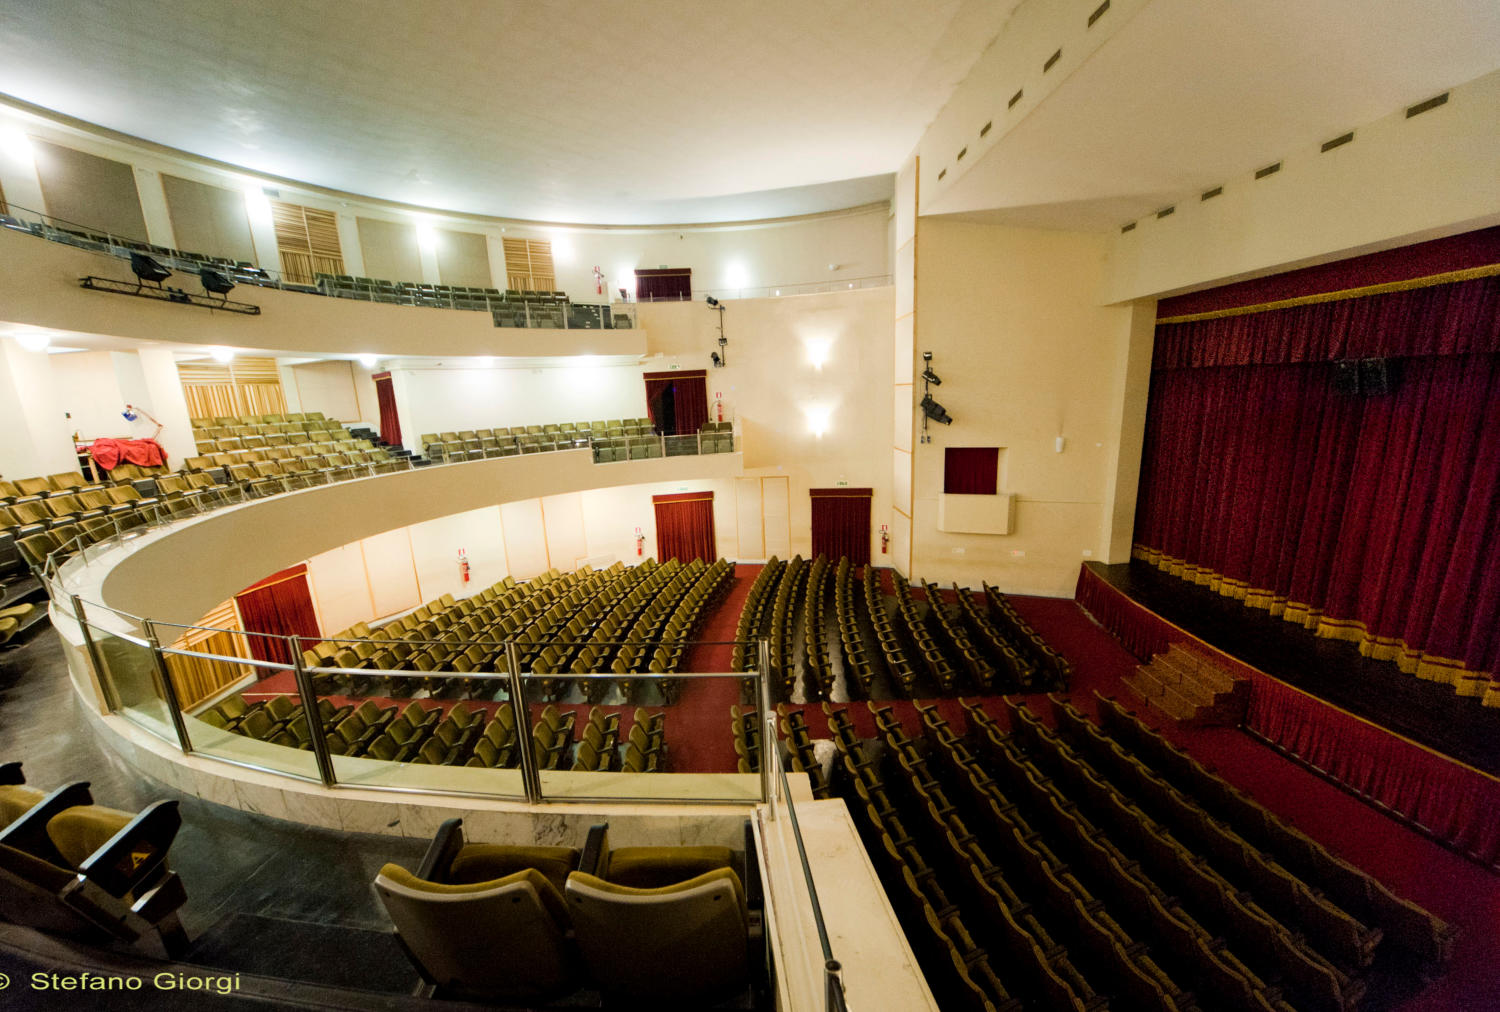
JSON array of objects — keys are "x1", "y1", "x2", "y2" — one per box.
[
  {"x1": 374, "y1": 865, "x2": 572, "y2": 999},
  {"x1": 565, "y1": 869, "x2": 749, "y2": 1004}
]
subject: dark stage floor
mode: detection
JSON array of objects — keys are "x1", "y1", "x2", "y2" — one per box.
[{"x1": 1091, "y1": 560, "x2": 1500, "y2": 776}]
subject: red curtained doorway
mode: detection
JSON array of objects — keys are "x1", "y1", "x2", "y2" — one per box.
[
  {"x1": 373, "y1": 371, "x2": 402, "y2": 448},
  {"x1": 810, "y1": 488, "x2": 872, "y2": 565},
  {"x1": 643, "y1": 370, "x2": 709, "y2": 435},
  {"x1": 234, "y1": 564, "x2": 322, "y2": 665},
  {"x1": 653, "y1": 491, "x2": 717, "y2": 564}
]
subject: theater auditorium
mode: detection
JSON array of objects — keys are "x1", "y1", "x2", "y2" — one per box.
[{"x1": 0, "y1": 1, "x2": 1496, "y2": 1009}]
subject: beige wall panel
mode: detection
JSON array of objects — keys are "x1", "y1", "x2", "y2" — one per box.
[
  {"x1": 735, "y1": 477, "x2": 765, "y2": 559},
  {"x1": 162, "y1": 174, "x2": 256, "y2": 263},
  {"x1": 408, "y1": 505, "x2": 507, "y2": 603},
  {"x1": 541, "y1": 492, "x2": 588, "y2": 571},
  {"x1": 500, "y1": 499, "x2": 549, "y2": 580},
  {"x1": 32, "y1": 140, "x2": 147, "y2": 241},
  {"x1": 360, "y1": 528, "x2": 421, "y2": 618},
  {"x1": 306, "y1": 543, "x2": 374, "y2": 636},
  {"x1": 761, "y1": 476, "x2": 791, "y2": 558}
]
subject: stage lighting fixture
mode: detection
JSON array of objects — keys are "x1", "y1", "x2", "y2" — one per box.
[
  {"x1": 199, "y1": 266, "x2": 236, "y2": 298},
  {"x1": 921, "y1": 366, "x2": 942, "y2": 385},
  {"x1": 920, "y1": 393, "x2": 953, "y2": 425},
  {"x1": 706, "y1": 295, "x2": 727, "y2": 365},
  {"x1": 130, "y1": 253, "x2": 172, "y2": 290}
]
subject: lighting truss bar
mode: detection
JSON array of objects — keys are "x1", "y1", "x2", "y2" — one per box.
[{"x1": 77, "y1": 276, "x2": 262, "y2": 316}]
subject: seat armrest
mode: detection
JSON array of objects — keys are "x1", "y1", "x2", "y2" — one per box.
[
  {"x1": 416, "y1": 818, "x2": 465, "y2": 882},
  {"x1": 580, "y1": 823, "x2": 610, "y2": 877},
  {"x1": 75, "y1": 800, "x2": 181, "y2": 898}
]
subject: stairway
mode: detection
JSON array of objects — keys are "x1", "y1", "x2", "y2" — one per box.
[
  {"x1": 348, "y1": 425, "x2": 423, "y2": 466},
  {"x1": 1123, "y1": 643, "x2": 1249, "y2": 726}
]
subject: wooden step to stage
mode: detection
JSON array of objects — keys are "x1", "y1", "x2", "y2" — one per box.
[{"x1": 1127, "y1": 645, "x2": 1249, "y2": 726}]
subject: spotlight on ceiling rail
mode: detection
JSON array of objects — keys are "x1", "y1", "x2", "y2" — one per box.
[
  {"x1": 129, "y1": 252, "x2": 172, "y2": 291},
  {"x1": 198, "y1": 266, "x2": 236, "y2": 300},
  {"x1": 704, "y1": 295, "x2": 720, "y2": 307}
]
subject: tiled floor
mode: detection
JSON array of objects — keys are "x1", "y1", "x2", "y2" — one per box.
[{"x1": 0, "y1": 627, "x2": 428, "y2": 991}]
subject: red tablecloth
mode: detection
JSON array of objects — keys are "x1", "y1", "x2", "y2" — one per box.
[{"x1": 89, "y1": 437, "x2": 167, "y2": 471}]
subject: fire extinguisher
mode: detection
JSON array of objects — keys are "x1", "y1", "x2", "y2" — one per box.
[
  {"x1": 881, "y1": 531, "x2": 890, "y2": 554},
  {"x1": 716, "y1": 399, "x2": 724, "y2": 422},
  {"x1": 636, "y1": 533, "x2": 646, "y2": 557},
  {"x1": 458, "y1": 548, "x2": 471, "y2": 584}
]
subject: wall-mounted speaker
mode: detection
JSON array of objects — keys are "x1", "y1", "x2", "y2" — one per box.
[
  {"x1": 1333, "y1": 360, "x2": 1361, "y2": 395},
  {"x1": 1359, "y1": 357, "x2": 1394, "y2": 395}
]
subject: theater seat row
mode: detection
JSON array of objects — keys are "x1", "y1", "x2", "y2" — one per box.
[
  {"x1": 375, "y1": 818, "x2": 759, "y2": 1005},
  {"x1": 0, "y1": 762, "x2": 189, "y2": 957}
]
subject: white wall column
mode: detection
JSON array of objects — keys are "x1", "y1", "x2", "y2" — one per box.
[
  {"x1": 134, "y1": 348, "x2": 198, "y2": 463},
  {"x1": 0, "y1": 120, "x2": 47, "y2": 218},
  {"x1": 242, "y1": 188, "x2": 279, "y2": 273},
  {"x1": 131, "y1": 167, "x2": 177, "y2": 249},
  {"x1": 334, "y1": 212, "x2": 365, "y2": 276},
  {"x1": 486, "y1": 233, "x2": 509, "y2": 290},
  {"x1": 1098, "y1": 301, "x2": 1156, "y2": 563},
  {"x1": 0, "y1": 339, "x2": 78, "y2": 479}
]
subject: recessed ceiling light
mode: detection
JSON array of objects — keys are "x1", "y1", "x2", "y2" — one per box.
[{"x1": 210, "y1": 346, "x2": 235, "y2": 363}]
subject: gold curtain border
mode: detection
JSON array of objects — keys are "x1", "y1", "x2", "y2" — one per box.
[
  {"x1": 1131, "y1": 545, "x2": 1499, "y2": 707},
  {"x1": 1156, "y1": 263, "x2": 1500, "y2": 325}
]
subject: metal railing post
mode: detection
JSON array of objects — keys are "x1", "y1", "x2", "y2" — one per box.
[
  {"x1": 72, "y1": 595, "x2": 120, "y2": 712},
  {"x1": 758, "y1": 637, "x2": 774, "y2": 807},
  {"x1": 506, "y1": 640, "x2": 544, "y2": 804},
  {"x1": 292, "y1": 637, "x2": 337, "y2": 788},
  {"x1": 142, "y1": 619, "x2": 193, "y2": 755},
  {"x1": 824, "y1": 960, "x2": 845, "y2": 1011}
]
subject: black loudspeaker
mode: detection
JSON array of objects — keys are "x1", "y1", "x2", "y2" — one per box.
[
  {"x1": 1333, "y1": 360, "x2": 1362, "y2": 395},
  {"x1": 1359, "y1": 357, "x2": 1394, "y2": 395}
]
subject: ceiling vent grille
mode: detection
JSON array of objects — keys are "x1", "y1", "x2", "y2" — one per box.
[
  {"x1": 1088, "y1": 1, "x2": 1110, "y2": 28},
  {"x1": 1406, "y1": 93, "x2": 1448, "y2": 118},
  {"x1": 1201, "y1": 186, "x2": 1223, "y2": 201},
  {"x1": 1044, "y1": 49, "x2": 1062, "y2": 72},
  {"x1": 980, "y1": 121, "x2": 992, "y2": 138},
  {"x1": 1156, "y1": 206, "x2": 1175, "y2": 219},
  {"x1": 1120, "y1": 222, "x2": 1136, "y2": 234},
  {"x1": 1254, "y1": 162, "x2": 1282, "y2": 180},
  {"x1": 957, "y1": 147, "x2": 967, "y2": 162},
  {"x1": 937, "y1": 168, "x2": 947, "y2": 181},
  {"x1": 1009, "y1": 89, "x2": 1024, "y2": 109},
  {"x1": 1320, "y1": 132, "x2": 1354, "y2": 153}
]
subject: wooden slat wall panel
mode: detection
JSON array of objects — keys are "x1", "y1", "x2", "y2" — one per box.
[
  {"x1": 178, "y1": 357, "x2": 286, "y2": 419},
  {"x1": 270, "y1": 200, "x2": 344, "y2": 283},
  {"x1": 501, "y1": 237, "x2": 555, "y2": 291},
  {"x1": 165, "y1": 601, "x2": 252, "y2": 708}
]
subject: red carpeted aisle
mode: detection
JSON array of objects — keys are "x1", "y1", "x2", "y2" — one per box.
[{"x1": 667, "y1": 563, "x2": 762, "y2": 773}]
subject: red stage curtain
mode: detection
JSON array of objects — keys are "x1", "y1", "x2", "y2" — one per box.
[
  {"x1": 653, "y1": 491, "x2": 716, "y2": 564},
  {"x1": 1135, "y1": 271, "x2": 1500, "y2": 701},
  {"x1": 234, "y1": 564, "x2": 321, "y2": 666},
  {"x1": 373, "y1": 372, "x2": 401, "y2": 447},
  {"x1": 643, "y1": 370, "x2": 709, "y2": 435},
  {"x1": 1075, "y1": 565, "x2": 1500, "y2": 864},
  {"x1": 810, "y1": 488, "x2": 872, "y2": 564},
  {"x1": 943, "y1": 447, "x2": 998, "y2": 494}
]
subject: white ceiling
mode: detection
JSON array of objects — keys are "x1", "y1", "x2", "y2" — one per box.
[
  {"x1": 0, "y1": 0, "x2": 1021, "y2": 224},
  {"x1": 925, "y1": 0, "x2": 1500, "y2": 230}
]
